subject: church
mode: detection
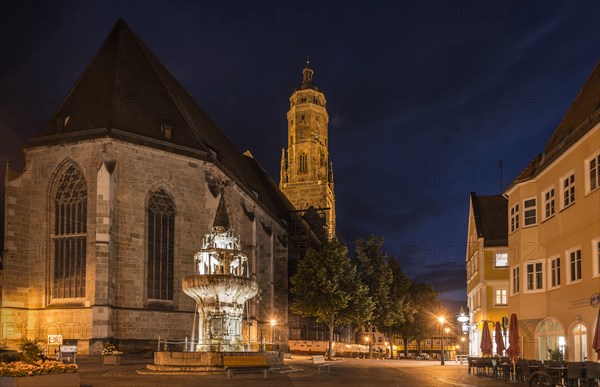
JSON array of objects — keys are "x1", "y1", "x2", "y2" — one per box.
[{"x1": 1, "y1": 20, "x2": 296, "y2": 355}]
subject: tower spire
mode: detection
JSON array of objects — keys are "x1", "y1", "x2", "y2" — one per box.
[{"x1": 302, "y1": 57, "x2": 314, "y2": 84}]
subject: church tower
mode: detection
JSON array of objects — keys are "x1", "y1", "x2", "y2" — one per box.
[{"x1": 280, "y1": 62, "x2": 336, "y2": 239}]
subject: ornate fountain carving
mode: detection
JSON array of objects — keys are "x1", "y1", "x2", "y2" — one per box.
[{"x1": 182, "y1": 193, "x2": 258, "y2": 352}]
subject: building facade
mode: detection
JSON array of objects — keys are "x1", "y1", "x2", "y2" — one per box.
[
  {"x1": 465, "y1": 193, "x2": 509, "y2": 356},
  {"x1": 279, "y1": 64, "x2": 336, "y2": 240},
  {"x1": 505, "y1": 61, "x2": 599, "y2": 361},
  {"x1": 1, "y1": 20, "x2": 290, "y2": 354}
]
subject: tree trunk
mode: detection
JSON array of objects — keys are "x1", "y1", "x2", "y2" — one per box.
[
  {"x1": 390, "y1": 331, "x2": 395, "y2": 359},
  {"x1": 403, "y1": 333, "x2": 409, "y2": 357},
  {"x1": 368, "y1": 321, "x2": 373, "y2": 358},
  {"x1": 327, "y1": 315, "x2": 335, "y2": 360}
]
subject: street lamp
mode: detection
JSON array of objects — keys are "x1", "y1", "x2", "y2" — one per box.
[
  {"x1": 438, "y1": 316, "x2": 446, "y2": 365},
  {"x1": 270, "y1": 319, "x2": 276, "y2": 349}
]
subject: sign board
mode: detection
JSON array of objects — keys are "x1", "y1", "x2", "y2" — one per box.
[
  {"x1": 461, "y1": 323, "x2": 469, "y2": 333},
  {"x1": 61, "y1": 346, "x2": 78, "y2": 353},
  {"x1": 47, "y1": 335, "x2": 63, "y2": 345},
  {"x1": 591, "y1": 293, "x2": 600, "y2": 307}
]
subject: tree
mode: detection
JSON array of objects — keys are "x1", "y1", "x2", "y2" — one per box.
[
  {"x1": 291, "y1": 239, "x2": 373, "y2": 359},
  {"x1": 396, "y1": 282, "x2": 440, "y2": 356},
  {"x1": 355, "y1": 237, "x2": 413, "y2": 358}
]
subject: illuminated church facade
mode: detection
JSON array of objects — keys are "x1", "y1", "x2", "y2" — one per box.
[{"x1": 1, "y1": 20, "x2": 292, "y2": 354}]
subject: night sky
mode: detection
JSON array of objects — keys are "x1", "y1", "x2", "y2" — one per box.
[{"x1": 1, "y1": 1, "x2": 599, "y2": 304}]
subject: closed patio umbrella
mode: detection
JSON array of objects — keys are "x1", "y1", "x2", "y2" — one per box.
[
  {"x1": 506, "y1": 313, "x2": 520, "y2": 361},
  {"x1": 480, "y1": 321, "x2": 493, "y2": 356},
  {"x1": 593, "y1": 309, "x2": 600, "y2": 360},
  {"x1": 495, "y1": 321, "x2": 505, "y2": 356}
]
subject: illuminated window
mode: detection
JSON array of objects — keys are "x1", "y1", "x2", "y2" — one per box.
[
  {"x1": 52, "y1": 164, "x2": 87, "y2": 299},
  {"x1": 495, "y1": 253, "x2": 508, "y2": 267},
  {"x1": 542, "y1": 186, "x2": 555, "y2": 221},
  {"x1": 147, "y1": 189, "x2": 175, "y2": 301},
  {"x1": 509, "y1": 204, "x2": 519, "y2": 233},
  {"x1": 586, "y1": 152, "x2": 600, "y2": 193},
  {"x1": 567, "y1": 247, "x2": 582, "y2": 284},
  {"x1": 299, "y1": 153, "x2": 308, "y2": 173},
  {"x1": 495, "y1": 289, "x2": 507, "y2": 305},
  {"x1": 523, "y1": 198, "x2": 537, "y2": 226},
  {"x1": 526, "y1": 261, "x2": 544, "y2": 291},
  {"x1": 548, "y1": 256, "x2": 561, "y2": 289},
  {"x1": 511, "y1": 266, "x2": 520, "y2": 294},
  {"x1": 561, "y1": 172, "x2": 575, "y2": 209}
]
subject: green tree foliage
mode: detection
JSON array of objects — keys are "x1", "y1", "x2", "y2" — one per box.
[
  {"x1": 291, "y1": 239, "x2": 374, "y2": 359},
  {"x1": 355, "y1": 237, "x2": 413, "y2": 357},
  {"x1": 397, "y1": 282, "x2": 440, "y2": 356}
]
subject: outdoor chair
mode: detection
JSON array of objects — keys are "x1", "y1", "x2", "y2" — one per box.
[
  {"x1": 567, "y1": 362, "x2": 583, "y2": 387},
  {"x1": 518, "y1": 359, "x2": 532, "y2": 383},
  {"x1": 586, "y1": 362, "x2": 600, "y2": 386}
]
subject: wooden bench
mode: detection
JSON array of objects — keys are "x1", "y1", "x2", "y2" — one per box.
[
  {"x1": 312, "y1": 355, "x2": 332, "y2": 374},
  {"x1": 223, "y1": 355, "x2": 270, "y2": 379}
]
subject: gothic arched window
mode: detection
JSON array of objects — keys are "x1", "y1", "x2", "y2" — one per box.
[
  {"x1": 52, "y1": 164, "x2": 87, "y2": 299},
  {"x1": 147, "y1": 189, "x2": 175, "y2": 301},
  {"x1": 299, "y1": 153, "x2": 308, "y2": 173}
]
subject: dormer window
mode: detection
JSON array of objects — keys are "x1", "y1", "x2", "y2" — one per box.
[{"x1": 161, "y1": 123, "x2": 173, "y2": 140}]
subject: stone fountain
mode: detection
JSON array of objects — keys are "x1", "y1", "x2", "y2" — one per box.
[
  {"x1": 148, "y1": 193, "x2": 283, "y2": 373},
  {"x1": 182, "y1": 194, "x2": 258, "y2": 352}
]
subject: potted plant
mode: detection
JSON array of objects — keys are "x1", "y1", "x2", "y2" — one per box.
[
  {"x1": 0, "y1": 338, "x2": 79, "y2": 386},
  {"x1": 547, "y1": 347, "x2": 564, "y2": 362},
  {"x1": 101, "y1": 343, "x2": 123, "y2": 366}
]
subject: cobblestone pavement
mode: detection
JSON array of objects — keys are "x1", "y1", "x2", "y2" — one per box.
[{"x1": 77, "y1": 355, "x2": 516, "y2": 387}]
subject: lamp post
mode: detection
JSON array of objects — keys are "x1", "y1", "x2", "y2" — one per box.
[
  {"x1": 438, "y1": 316, "x2": 445, "y2": 365},
  {"x1": 270, "y1": 319, "x2": 276, "y2": 350},
  {"x1": 457, "y1": 306, "x2": 470, "y2": 356}
]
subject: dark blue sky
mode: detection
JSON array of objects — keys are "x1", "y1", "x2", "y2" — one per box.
[{"x1": 1, "y1": 1, "x2": 599, "y2": 302}]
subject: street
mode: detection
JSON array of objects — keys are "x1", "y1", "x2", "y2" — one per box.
[{"x1": 77, "y1": 355, "x2": 515, "y2": 387}]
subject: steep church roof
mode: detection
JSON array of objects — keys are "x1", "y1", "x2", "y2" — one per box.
[
  {"x1": 508, "y1": 61, "x2": 600, "y2": 188},
  {"x1": 470, "y1": 193, "x2": 508, "y2": 247},
  {"x1": 27, "y1": 19, "x2": 294, "y2": 224}
]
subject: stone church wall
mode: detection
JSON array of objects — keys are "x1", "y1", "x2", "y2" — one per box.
[{"x1": 2, "y1": 138, "x2": 288, "y2": 354}]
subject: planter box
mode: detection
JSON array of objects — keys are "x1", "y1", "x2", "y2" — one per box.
[
  {"x1": 0, "y1": 372, "x2": 79, "y2": 387},
  {"x1": 102, "y1": 355, "x2": 121, "y2": 366}
]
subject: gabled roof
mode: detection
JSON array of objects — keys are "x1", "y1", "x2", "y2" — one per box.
[
  {"x1": 470, "y1": 192, "x2": 508, "y2": 247},
  {"x1": 508, "y1": 61, "x2": 600, "y2": 188},
  {"x1": 26, "y1": 19, "x2": 294, "y2": 225}
]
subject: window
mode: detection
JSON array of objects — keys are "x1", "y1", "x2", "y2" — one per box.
[
  {"x1": 542, "y1": 186, "x2": 555, "y2": 220},
  {"x1": 587, "y1": 152, "x2": 600, "y2": 193},
  {"x1": 594, "y1": 238, "x2": 600, "y2": 277},
  {"x1": 510, "y1": 204, "x2": 519, "y2": 233},
  {"x1": 495, "y1": 289, "x2": 507, "y2": 305},
  {"x1": 52, "y1": 164, "x2": 87, "y2": 299},
  {"x1": 147, "y1": 188, "x2": 175, "y2": 301},
  {"x1": 548, "y1": 256, "x2": 561, "y2": 289},
  {"x1": 561, "y1": 172, "x2": 575, "y2": 209},
  {"x1": 512, "y1": 266, "x2": 520, "y2": 294},
  {"x1": 525, "y1": 261, "x2": 543, "y2": 291},
  {"x1": 495, "y1": 253, "x2": 508, "y2": 267},
  {"x1": 299, "y1": 153, "x2": 308, "y2": 173},
  {"x1": 523, "y1": 198, "x2": 537, "y2": 226},
  {"x1": 567, "y1": 247, "x2": 582, "y2": 283}
]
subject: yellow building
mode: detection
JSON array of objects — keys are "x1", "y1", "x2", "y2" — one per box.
[
  {"x1": 279, "y1": 62, "x2": 336, "y2": 239},
  {"x1": 466, "y1": 193, "x2": 509, "y2": 356},
  {"x1": 505, "y1": 61, "x2": 599, "y2": 361}
]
